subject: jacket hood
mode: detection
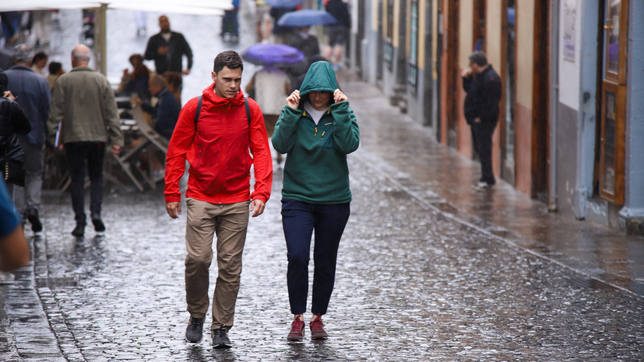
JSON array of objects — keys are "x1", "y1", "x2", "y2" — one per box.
[
  {"x1": 202, "y1": 82, "x2": 245, "y2": 108},
  {"x1": 299, "y1": 61, "x2": 339, "y2": 96}
]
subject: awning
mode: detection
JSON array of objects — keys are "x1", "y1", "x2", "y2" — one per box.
[{"x1": 0, "y1": 0, "x2": 232, "y2": 15}]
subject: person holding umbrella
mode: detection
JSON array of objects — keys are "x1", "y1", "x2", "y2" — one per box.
[
  {"x1": 271, "y1": 61, "x2": 359, "y2": 341},
  {"x1": 243, "y1": 43, "x2": 304, "y2": 165}
]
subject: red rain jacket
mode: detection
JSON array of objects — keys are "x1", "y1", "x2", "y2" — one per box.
[{"x1": 164, "y1": 83, "x2": 272, "y2": 204}]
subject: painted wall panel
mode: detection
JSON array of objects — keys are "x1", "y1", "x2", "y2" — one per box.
[
  {"x1": 515, "y1": 0, "x2": 534, "y2": 108},
  {"x1": 458, "y1": 1, "x2": 474, "y2": 68},
  {"x1": 558, "y1": 0, "x2": 582, "y2": 110}
]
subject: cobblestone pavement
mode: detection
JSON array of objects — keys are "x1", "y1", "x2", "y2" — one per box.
[{"x1": 0, "y1": 5, "x2": 642, "y2": 361}]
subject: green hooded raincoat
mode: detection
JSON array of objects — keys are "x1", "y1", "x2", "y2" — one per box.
[{"x1": 271, "y1": 61, "x2": 360, "y2": 204}]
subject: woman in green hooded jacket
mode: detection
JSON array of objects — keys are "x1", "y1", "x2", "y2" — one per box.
[{"x1": 272, "y1": 61, "x2": 359, "y2": 341}]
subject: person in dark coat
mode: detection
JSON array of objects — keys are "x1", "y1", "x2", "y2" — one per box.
[
  {"x1": 144, "y1": 15, "x2": 193, "y2": 76},
  {"x1": 287, "y1": 26, "x2": 320, "y2": 60},
  {"x1": 462, "y1": 51, "x2": 502, "y2": 188},
  {"x1": 323, "y1": 0, "x2": 351, "y2": 67},
  {"x1": 4, "y1": 44, "x2": 50, "y2": 232}
]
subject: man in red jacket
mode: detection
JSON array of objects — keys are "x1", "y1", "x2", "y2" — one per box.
[{"x1": 164, "y1": 51, "x2": 272, "y2": 348}]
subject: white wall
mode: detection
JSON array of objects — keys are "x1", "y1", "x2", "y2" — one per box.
[{"x1": 558, "y1": 0, "x2": 582, "y2": 110}]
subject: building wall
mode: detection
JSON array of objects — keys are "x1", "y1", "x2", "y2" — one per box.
[
  {"x1": 486, "y1": 0, "x2": 503, "y2": 179},
  {"x1": 405, "y1": 0, "x2": 430, "y2": 126},
  {"x1": 620, "y1": 0, "x2": 644, "y2": 229},
  {"x1": 514, "y1": 0, "x2": 536, "y2": 195}
]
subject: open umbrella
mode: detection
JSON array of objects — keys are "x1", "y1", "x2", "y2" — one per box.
[
  {"x1": 242, "y1": 43, "x2": 305, "y2": 66},
  {"x1": 277, "y1": 9, "x2": 337, "y2": 27},
  {"x1": 264, "y1": 0, "x2": 302, "y2": 8}
]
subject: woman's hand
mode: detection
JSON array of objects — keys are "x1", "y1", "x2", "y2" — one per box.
[
  {"x1": 286, "y1": 90, "x2": 300, "y2": 109},
  {"x1": 333, "y1": 89, "x2": 347, "y2": 103}
]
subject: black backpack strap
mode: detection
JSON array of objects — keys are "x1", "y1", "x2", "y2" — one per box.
[
  {"x1": 194, "y1": 96, "x2": 202, "y2": 126},
  {"x1": 244, "y1": 96, "x2": 251, "y2": 126}
]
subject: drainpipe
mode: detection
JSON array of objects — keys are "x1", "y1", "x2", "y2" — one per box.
[{"x1": 548, "y1": 0, "x2": 559, "y2": 212}]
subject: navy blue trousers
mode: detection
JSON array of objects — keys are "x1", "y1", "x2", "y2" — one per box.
[{"x1": 281, "y1": 199, "x2": 350, "y2": 315}]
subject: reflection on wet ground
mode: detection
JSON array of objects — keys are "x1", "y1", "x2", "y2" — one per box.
[{"x1": 341, "y1": 75, "x2": 644, "y2": 296}]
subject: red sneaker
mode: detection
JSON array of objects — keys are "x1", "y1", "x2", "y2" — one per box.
[
  {"x1": 287, "y1": 318, "x2": 305, "y2": 341},
  {"x1": 309, "y1": 317, "x2": 328, "y2": 340}
]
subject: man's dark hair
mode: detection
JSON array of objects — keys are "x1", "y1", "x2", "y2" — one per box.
[
  {"x1": 48, "y1": 61, "x2": 62, "y2": 75},
  {"x1": 32, "y1": 51, "x2": 48, "y2": 65},
  {"x1": 213, "y1": 51, "x2": 243, "y2": 73},
  {"x1": 469, "y1": 51, "x2": 488, "y2": 67}
]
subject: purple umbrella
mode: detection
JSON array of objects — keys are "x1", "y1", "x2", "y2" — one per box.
[
  {"x1": 264, "y1": 0, "x2": 302, "y2": 8},
  {"x1": 277, "y1": 9, "x2": 338, "y2": 27},
  {"x1": 242, "y1": 43, "x2": 305, "y2": 66}
]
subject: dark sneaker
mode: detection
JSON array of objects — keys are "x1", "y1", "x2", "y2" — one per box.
[
  {"x1": 185, "y1": 317, "x2": 203, "y2": 343},
  {"x1": 310, "y1": 318, "x2": 328, "y2": 340},
  {"x1": 26, "y1": 209, "x2": 43, "y2": 233},
  {"x1": 71, "y1": 223, "x2": 85, "y2": 237},
  {"x1": 287, "y1": 318, "x2": 305, "y2": 342},
  {"x1": 212, "y1": 327, "x2": 231, "y2": 349},
  {"x1": 92, "y1": 218, "x2": 106, "y2": 233}
]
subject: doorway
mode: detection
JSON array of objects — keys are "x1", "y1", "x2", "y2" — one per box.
[{"x1": 595, "y1": 0, "x2": 628, "y2": 205}]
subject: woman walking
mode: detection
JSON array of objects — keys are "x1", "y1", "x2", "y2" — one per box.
[{"x1": 271, "y1": 61, "x2": 359, "y2": 341}]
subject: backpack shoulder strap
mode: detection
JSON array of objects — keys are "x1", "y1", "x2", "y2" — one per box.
[
  {"x1": 194, "y1": 96, "x2": 202, "y2": 127},
  {"x1": 244, "y1": 96, "x2": 251, "y2": 126}
]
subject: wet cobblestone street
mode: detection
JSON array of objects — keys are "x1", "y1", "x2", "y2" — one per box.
[
  {"x1": 0, "y1": 156, "x2": 640, "y2": 360},
  {"x1": 0, "y1": 5, "x2": 643, "y2": 361}
]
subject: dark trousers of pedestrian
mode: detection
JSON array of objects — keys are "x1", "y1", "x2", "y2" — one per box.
[
  {"x1": 65, "y1": 142, "x2": 105, "y2": 225},
  {"x1": 222, "y1": 10, "x2": 239, "y2": 36},
  {"x1": 281, "y1": 199, "x2": 350, "y2": 315},
  {"x1": 20, "y1": 140, "x2": 44, "y2": 216},
  {"x1": 470, "y1": 121, "x2": 497, "y2": 185}
]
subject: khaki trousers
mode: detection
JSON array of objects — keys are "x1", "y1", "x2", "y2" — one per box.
[{"x1": 185, "y1": 198, "x2": 250, "y2": 331}]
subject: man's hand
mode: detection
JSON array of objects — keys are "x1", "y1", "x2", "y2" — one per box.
[
  {"x1": 182, "y1": 69, "x2": 191, "y2": 75},
  {"x1": 166, "y1": 202, "x2": 181, "y2": 219},
  {"x1": 111, "y1": 145, "x2": 121, "y2": 156},
  {"x1": 249, "y1": 199, "x2": 265, "y2": 217},
  {"x1": 3, "y1": 90, "x2": 15, "y2": 101},
  {"x1": 286, "y1": 90, "x2": 300, "y2": 109},
  {"x1": 333, "y1": 89, "x2": 347, "y2": 103},
  {"x1": 473, "y1": 117, "x2": 481, "y2": 124},
  {"x1": 462, "y1": 68, "x2": 473, "y2": 78},
  {"x1": 158, "y1": 45, "x2": 169, "y2": 55}
]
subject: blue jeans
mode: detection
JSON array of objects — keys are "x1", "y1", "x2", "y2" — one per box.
[{"x1": 281, "y1": 199, "x2": 350, "y2": 315}]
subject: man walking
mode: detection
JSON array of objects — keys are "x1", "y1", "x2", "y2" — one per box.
[
  {"x1": 462, "y1": 51, "x2": 501, "y2": 188},
  {"x1": 144, "y1": 15, "x2": 193, "y2": 76},
  {"x1": 47, "y1": 45, "x2": 123, "y2": 237},
  {"x1": 4, "y1": 44, "x2": 50, "y2": 233},
  {"x1": 164, "y1": 51, "x2": 272, "y2": 348}
]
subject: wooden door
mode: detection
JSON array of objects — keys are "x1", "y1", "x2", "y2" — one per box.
[{"x1": 597, "y1": 0, "x2": 628, "y2": 205}]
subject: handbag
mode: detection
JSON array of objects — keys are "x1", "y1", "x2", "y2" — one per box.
[
  {"x1": 1, "y1": 157, "x2": 25, "y2": 186},
  {"x1": 0, "y1": 134, "x2": 25, "y2": 186}
]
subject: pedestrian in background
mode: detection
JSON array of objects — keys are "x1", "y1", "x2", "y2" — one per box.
[
  {"x1": 244, "y1": 65, "x2": 291, "y2": 164},
  {"x1": 0, "y1": 73, "x2": 31, "y2": 198},
  {"x1": 46, "y1": 61, "x2": 64, "y2": 92},
  {"x1": 30, "y1": 51, "x2": 48, "y2": 77},
  {"x1": 144, "y1": 15, "x2": 193, "y2": 76},
  {"x1": 462, "y1": 51, "x2": 501, "y2": 189},
  {"x1": 135, "y1": 74, "x2": 180, "y2": 141},
  {"x1": 47, "y1": 44, "x2": 123, "y2": 237},
  {"x1": 272, "y1": 61, "x2": 359, "y2": 341},
  {"x1": 119, "y1": 53, "x2": 151, "y2": 102},
  {"x1": 4, "y1": 44, "x2": 50, "y2": 234},
  {"x1": 323, "y1": 0, "x2": 350, "y2": 68},
  {"x1": 221, "y1": 0, "x2": 241, "y2": 44},
  {"x1": 164, "y1": 51, "x2": 272, "y2": 348},
  {"x1": 0, "y1": 178, "x2": 29, "y2": 272}
]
